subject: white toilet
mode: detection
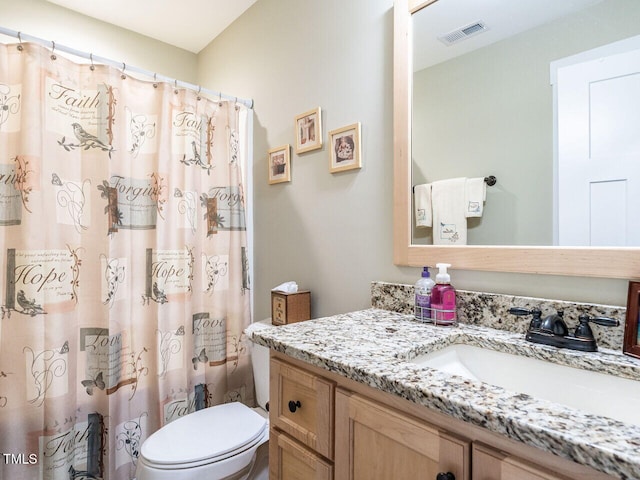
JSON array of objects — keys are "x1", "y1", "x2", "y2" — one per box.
[{"x1": 136, "y1": 320, "x2": 271, "y2": 480}]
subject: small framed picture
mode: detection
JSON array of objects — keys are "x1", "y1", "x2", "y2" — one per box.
[
  {"x1": 624, "y1": 281, "x2": 640, "y2": 359},
  {"x1": 295, "y1": 107, "x2": 322, "y2": 154},
  {"x1": 268, "y1": 145, "x2": 291, "y2": 184},
  {"x1": 329, "y1": 122, "x2": 361, "y2": 173}
]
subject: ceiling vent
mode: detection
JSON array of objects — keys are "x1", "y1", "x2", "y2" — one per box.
[{"x1": 438, "y1": 21, "x2": 488, "y2": 46}]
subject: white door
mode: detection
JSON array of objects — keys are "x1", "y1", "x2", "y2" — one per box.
[{"x1": 554, "y1": 36, "x2": 640, "y2": 246}]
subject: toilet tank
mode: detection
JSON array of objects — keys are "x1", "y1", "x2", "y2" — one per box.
[{"x1": 249, "y1": 319, "x2": 272, "y2": 411}]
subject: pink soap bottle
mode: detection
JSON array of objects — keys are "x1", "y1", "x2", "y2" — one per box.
[{"x1": 430, "y1": 263, "x2": 456, "y2": 325}]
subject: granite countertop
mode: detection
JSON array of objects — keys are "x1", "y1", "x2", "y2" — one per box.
[{"x1": 247, "y1": 308, "x2": 640, "y2": 479}]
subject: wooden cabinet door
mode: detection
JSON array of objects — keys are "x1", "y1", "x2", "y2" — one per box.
[
  {"x1": 473, "y1": 442, "x2": 572, "y2": 480},
  {"x1": 335, "y1": 389, "x2": 470, "y2": 480},
  {"x1": 270, "y1": 358, "x2": 335, "y2": 459},
  {"x1": 270, "y1": 428, "x2": 333, "y2": 480}
]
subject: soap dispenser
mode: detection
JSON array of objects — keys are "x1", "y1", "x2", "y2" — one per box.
[
  {"x1": 431, "y1": 263, "x2": 456, "y2": 325},
  {"x1": 414, "y1": 266, "x2": 435, "y2": 321}
]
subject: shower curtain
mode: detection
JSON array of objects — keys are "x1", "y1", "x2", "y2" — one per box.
[{"x1": 0, "y1": 42, "x2": 254, "y2": 480}]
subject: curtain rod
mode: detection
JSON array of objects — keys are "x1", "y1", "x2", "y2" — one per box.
[{"x1": 0, "y1": 26, "x2": 253, "y2": 109}]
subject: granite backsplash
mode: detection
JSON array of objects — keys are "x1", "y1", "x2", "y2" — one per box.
[{"x1": 370, "y1": 281, "x2": 627, "y2": 351}]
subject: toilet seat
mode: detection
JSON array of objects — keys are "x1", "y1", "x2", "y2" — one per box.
[{"x1": 140, "y1": 402, "x2": 268, "y2": 470}]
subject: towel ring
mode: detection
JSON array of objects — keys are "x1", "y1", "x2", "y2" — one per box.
[
  {"x1": 412, "y1": 175, "x2": 497, "y2": 193},
  {"x1": 484, "y1": 175, "x2": 497, "y2": 186}
]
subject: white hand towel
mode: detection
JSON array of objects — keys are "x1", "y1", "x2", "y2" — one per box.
[
  {"x1": 465, "y1": 177, "x2": 487, "y2": 218},
  {"x1": 431, "y1": 178, "x2": 467, "y2": 245},
  {"x1": 414, "y1": 183, "x2": 432, "y2": 227}
]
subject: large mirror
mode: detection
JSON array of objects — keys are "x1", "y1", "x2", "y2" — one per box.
[
  {"x1": 412, "y1": 0, "x2": 640, "y2": 247},
  {"x1": 393, "y1": 0, "x2": 640, "y2": 277}
]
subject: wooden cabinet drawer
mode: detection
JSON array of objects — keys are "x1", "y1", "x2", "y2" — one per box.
[
  {"x1": 472, "y1": 442, "x2": 572, "y2": 480},
  {"x1": 335, "y1": 389, "x2": 470, "y2": 480},
  {"x1": 270, "y1": 428, "x2": 333, "y2": 480},
  {"x1": 270, "y1": 358, "x2": 335, "y2": 459}
]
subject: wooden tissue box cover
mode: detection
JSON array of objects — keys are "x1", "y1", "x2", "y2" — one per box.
[{"x1": 271, "y1": 290, "x2": 311, "y2": 325}]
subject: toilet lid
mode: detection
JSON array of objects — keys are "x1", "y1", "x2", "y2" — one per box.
[{"x1": 141, "y1": 402, "x2": 267, "y2": 466}]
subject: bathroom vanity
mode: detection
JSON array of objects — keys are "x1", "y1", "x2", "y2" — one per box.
[{"x1": 248, "y1": 286, "x2": 639, "y2": 480}]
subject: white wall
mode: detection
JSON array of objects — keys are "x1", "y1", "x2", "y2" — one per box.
[
  {"x1": 198, "y1": 0, "x2": 629, "y2": 320},
  {"x1": 1, "y1": 0, "x2": 629, "y2": 321}
]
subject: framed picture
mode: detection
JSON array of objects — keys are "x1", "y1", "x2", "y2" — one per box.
[
  {"x1": 268, "y1": 145, "x2": 291, "y2": 184},
  {"x1": 624, "y1": 281, "x2": 640, "y2": 359},
  {"x1": 295, "y1": 107, "x2": 322, "y2": 154},
  {"x1": 329, "y1": 122, "x2": 361, "y2": 173}
]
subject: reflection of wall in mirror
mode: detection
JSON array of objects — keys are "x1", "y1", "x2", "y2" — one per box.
[{"x1": 411, "y1": 0, "x2": 640, "y2": 246}]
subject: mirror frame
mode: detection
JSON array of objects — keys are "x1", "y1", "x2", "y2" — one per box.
[{"x1": 393, "y1": 0, "x2": 640, "y2": 278}]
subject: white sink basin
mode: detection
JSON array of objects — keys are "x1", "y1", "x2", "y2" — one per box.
[{"x1": 410, "y1": 344, "x2": 640, "y2": 426}]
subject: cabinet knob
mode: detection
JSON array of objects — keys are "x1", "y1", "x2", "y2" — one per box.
[
  {"x1": 436, "y1": 473, "x2": 455, "y2": 480},
  {"x1": 288, "y1": 400, "x2": 301, "y2": 413}
]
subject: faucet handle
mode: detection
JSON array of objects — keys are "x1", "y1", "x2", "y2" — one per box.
[
  {"x1": 582, "y1": 314, "x2": 619, "y2": 327},
  {"x1": 574, "y1": 314, "x2": 620, "y2": 340},
  {"x1": 508, "y1": 307, "x2": 542, "y2": 329},
  {"x1": 508, "y1": 307, "x2": 541, "y2": 317}
]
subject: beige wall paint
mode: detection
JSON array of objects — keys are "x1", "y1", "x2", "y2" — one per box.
[
  {"x1": 0, "y1": 0, "x2": 630, "y2": 320},
  {"x1": 198, "y1": 0, "x2": 400, "y2": 319},
  {"x1": 0, "y1": 0, "x2": 197, "y2": 81},
  {"x1": 198, "y1": 0, "x2": 629, "y2": 318}
]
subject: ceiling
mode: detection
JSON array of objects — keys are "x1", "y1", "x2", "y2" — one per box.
[
  {"x1": 45, "y1": 0, "x2": 258, "y2": 53},
  {"x1": 413, "y1": 0, "x2": 604, "y2": 71},
  {"x1": 44, "y1": 0, "x2": 604, "y2": 61}
]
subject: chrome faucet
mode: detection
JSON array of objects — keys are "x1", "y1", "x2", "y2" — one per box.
[{"x1": 508, "y1": 307, "x2": 619, "y2": 352}]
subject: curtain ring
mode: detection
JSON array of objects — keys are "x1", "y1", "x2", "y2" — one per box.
[
  {"x1": 174, "y1": 79, "x2": 178, "y2": 94},
  {"x1": 89, "y1": 53, "x2": 95, "y2": 71},
  {"x1": 218, "y1": 92, "x2": 222, "y2": 107},
  {"x1": 234, "y1": 97, "x2": 239, "y2": 111},
  {"x1": 197, "y1": 86, "x2": 202, "y2": 101},
  {"x1": 17, "y1": 32, "x2": 23, "y2": 51},
  {"x1": 50, "y1": 40, "x2": 57, "y2": 60},
  {"x1": 153, "y1": 73, "x2": 158, "y2": 88},
  {"x1": 121, "y1": 62, "x2": 127, "y2": 79}
]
